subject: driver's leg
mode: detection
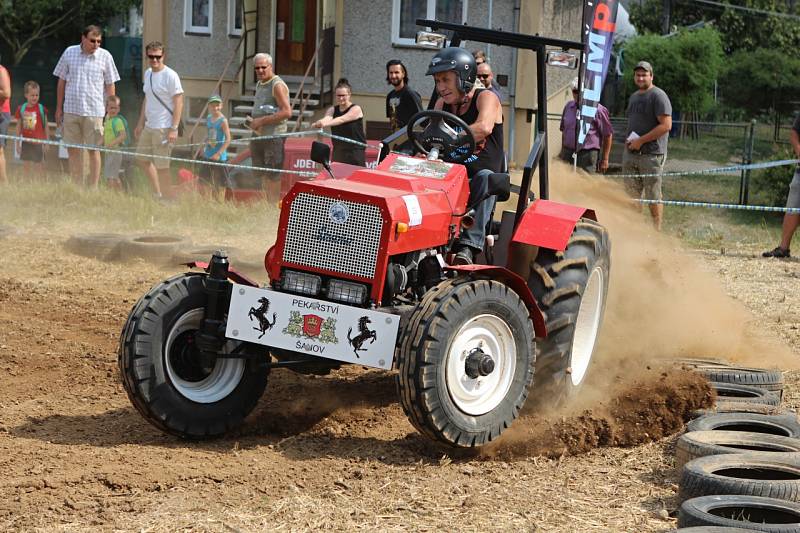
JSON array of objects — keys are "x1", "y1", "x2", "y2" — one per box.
[{"x1": 454, "y1": 168, "x2": 495, "y2": 264}]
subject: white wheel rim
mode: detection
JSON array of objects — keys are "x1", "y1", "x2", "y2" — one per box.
[
  {"x1": 446, "y1": 314, "x2": 516, "y2": 416},
  {"x1": 165, "y1": 308, "x2": 245, "y2": 404},
  {"x1": 570, "y1": 266, "x2": 605, "y2": 387}
]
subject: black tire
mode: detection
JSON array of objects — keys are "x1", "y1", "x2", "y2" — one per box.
[
  {"x1": 675, "y1": 358, "x2": 733, "y2": 368},
  {"x1": 672, "y1": 527, "x2": 764, "y2": 532},
  {"x1": 396, "y1": 279, "x2": 535, "y2": 447},
  {"x1": 120, "y1": 234, "x2": 191, "y2": 265},
  {"x1": 118, "y1": 273, "x2": 269, "y2": 439},
  {"x1": 676, "y1": 431, "x2": 800, "y2": 469},
  {"x1": 680, "y1": 453, "x2": 800, "y2": 503},
  {"x1": 692, "y1": 403, "x2": 791, "y2": 419},
  {"x1": 709, "y1": 382, "x2": 781, "y2": 406},
  {"x1": 688, "y1": 413, "x2": 800, "y2": 438},
  {"x1": 696, "y1": 366, "x2": 784, "y2": 397},
  {"x1": 65, "y1": 232, "x2": 125, "y2": 261},
  {"x1": 678, "y1": 494, "x2": 800, "y2": 531},
  {"x1": 527, "y1": 217, "x2": 611, "y2": 405}
]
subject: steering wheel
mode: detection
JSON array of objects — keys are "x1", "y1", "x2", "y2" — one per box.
[{"x1": 405, "y1": 110, "x2": 476, "y2": 164}]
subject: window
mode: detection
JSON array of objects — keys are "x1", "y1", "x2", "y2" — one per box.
[
  {"x1": 228, "y1": 0, "x2": 243, "y2": 36},
  {"x1": 391, "y1": 0, "x2": 467, "y2": 46},
  {"x1": 184, "y1": 0, "x2": 212, "y2": 35}
]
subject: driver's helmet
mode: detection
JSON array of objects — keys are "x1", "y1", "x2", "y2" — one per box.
[{"x1": 425, "y1": 47, "x2": 477, "y2": 94}]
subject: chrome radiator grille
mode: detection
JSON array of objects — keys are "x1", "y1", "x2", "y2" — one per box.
[{"x1": 283, "y1": 193, "x2": 384, "y2": 278}]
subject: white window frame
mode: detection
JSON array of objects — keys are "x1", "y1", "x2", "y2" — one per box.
[
  {"x1": 228, "y1": 0, "x2": 243, "y2": 36},
  {"x1": 391, "y1": 0, "x2": 468, "y2": 47},
  {"x1": 184, "y1": 0, "x2": 213, "y2": 35}
]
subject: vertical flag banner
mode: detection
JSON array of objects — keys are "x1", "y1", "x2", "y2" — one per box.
[{"x1": 577, "y1": 0, "x2": 618, "y2": 150}]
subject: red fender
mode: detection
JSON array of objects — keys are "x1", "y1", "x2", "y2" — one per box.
[
  {"x1": 445, "y1": 264, "x2": 547, "y2": 338},
  {"x1": 512, "y1": 199, "x2": 596, "y2": 252},
  {"x1": 187, "y1": 261, "x2": 260, "y2": 287}
]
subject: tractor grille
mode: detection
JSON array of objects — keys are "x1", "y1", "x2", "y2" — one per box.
[{"x1": 283, "y1": 193, "x2": 384, "y2": 278}]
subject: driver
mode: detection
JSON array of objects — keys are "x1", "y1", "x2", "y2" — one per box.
[{"x1": 426, "y1": 47, "x2": 504, "y2": 265}]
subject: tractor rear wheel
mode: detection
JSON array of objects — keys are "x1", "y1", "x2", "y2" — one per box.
[
  {"x1": 396, "y1": 279, "x2": 535, "y2": 447},
  {"x1": 527, "y1": 218, "x2": 610, "y2": 406},
  {"x1": 118, "y1": 273, "x2": 269, "y2": 439}
]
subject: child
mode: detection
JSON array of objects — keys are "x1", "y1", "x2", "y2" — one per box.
[
  {"x1": 14, "y1": 81, "x2": 48, "y2": 179},
  {"x1": 197, "y1": 94, "x2": 231, "y2": 195},
  {"x1": 103, "y1": 95, "x2": 130, "y2": 190}
]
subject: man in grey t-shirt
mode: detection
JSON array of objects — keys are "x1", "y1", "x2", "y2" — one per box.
[{"x1": 623, "y1": 61, "x2": 672, "y2": 231}]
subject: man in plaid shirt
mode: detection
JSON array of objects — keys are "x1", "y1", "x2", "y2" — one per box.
[{"x1": 53, "y1": 25, "x2": 120, "y2": 188}]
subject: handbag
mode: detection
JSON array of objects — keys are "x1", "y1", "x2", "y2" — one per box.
[{"x1": 148, "y1": 71, "x2": 185, "y2": 136}]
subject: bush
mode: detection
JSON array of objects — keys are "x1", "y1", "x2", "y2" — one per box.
[{"x1": 752, "y1": 144, "x2": 796, "y2": 206}]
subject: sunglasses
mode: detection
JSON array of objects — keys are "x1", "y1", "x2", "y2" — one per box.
[
  {"x1": 477, "y1": 74, "x2": 490, "y2": 79},
  {"x1": 147, "y1": 54, "x2": 163, "y2": 60},
  {"x1": 88, "y1": 38, "x2": 102, "y2": 44},
  {"x1": 254, "y1": 66, "x2": 270, "y2": 70}
]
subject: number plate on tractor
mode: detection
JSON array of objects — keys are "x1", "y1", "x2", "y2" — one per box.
[{"x1": 226, "y1": 284, "x2": 400, "y2": 370}]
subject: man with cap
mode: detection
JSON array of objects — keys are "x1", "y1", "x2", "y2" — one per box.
[
  {"x1": 623, "y1": 60, "x2": 672, "y2": 231},
  {"x1": 426, "y1": 46, "x2": 504, "y2": 265},
  {"x1": 560, "y1": 76, "x2": 613, "y2": 173}
]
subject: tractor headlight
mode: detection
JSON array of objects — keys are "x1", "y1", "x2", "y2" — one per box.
[
  {"x1": 327, "y1": 279, "x2": 368, "y2": 305},
  {"x1": 281, "y1": 270, "x2": 322, "y2": 296}
]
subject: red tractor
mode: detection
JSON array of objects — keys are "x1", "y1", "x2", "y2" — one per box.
[{"x1": 119, "y1": 22, "x2": 610, "y2": 448}]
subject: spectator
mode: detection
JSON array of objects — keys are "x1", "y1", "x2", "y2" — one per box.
[
  {"x1": 762, "y1": 114, "x2": 800, "y2": 258},
  {"x1": 102, "y1": 95, "x2": 129, "y2": 191},
  {"x1": 622, "y1": 61, "x2": 672, "y2": 231},
  {"x1": 559, "y1": 77, "x2": 613, "y2": 173},
  {"x1": 53, "y1": 25, "x2": 120, "y2": 188},
  {"x1": 385, "y1": 59, "x2": 422, "y2": 131},
  {"x1": 312, "y1": 78, "x2": 366, "y2": 166},
  {"x1": 197, "y1": 94, "x2": 231, "y2": 196},
  {"x1": 0, "y1": 58, "x2": 9, "y2": 184},
  {"x1": 476, "y1": 62, "x2": 503, "y2": 101},
  {"x1": 248, "y1": 52, "x2": 292, "y2": 203},
  {"x1": 472, "y1": 49, "x2": 487, "y2": 65},
  {"x1": 14, "y1": 81, "x2": 49, "y2": 178},
  {"x1": 134, "y1": 41, "x2": 184, "y2": 199}
]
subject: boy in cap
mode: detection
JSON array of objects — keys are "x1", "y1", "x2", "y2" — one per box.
[
  {"x1": 623, "y1": 60, "x2": 672, "y2": 230},
  {"x1": 197, "y1": 94, "x2": 231, "y2": 195}
]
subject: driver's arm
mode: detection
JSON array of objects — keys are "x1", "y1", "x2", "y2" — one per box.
[{"x1": 468, "y1": 91, "x2": 501, "y2": 143}]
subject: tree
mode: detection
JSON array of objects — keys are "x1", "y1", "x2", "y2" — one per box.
[
  {"x1": 622, "y1": 28, "x2": 724, "y2": 114},
  {"x1": 720, "y1": 48, "x2": 800, "y2": 115},
  {"x1": 0, "y1": 0, "x2": 140, "y2": 66}
]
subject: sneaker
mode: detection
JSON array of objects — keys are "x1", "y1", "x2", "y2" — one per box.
[
  {"x1": 452, "y1": 245, "x2": 474, "y2": 266},
  {"x1": 763, "y1": 246, "x2": 791, "y2": 258}
]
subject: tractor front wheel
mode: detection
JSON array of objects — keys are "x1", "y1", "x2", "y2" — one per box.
[
  {"x1": 396, "y1": 279, "x2": 535, "y2": 447},
  {"x1": 118, "y1": 273, "x2": 269, "y2": 439},
  {"x1": 527, "y1": 218, "x2": 610, "y2": 406}
]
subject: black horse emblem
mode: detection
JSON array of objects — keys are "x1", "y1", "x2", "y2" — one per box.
[
  {"x1": 347, "y1": 316, "x2": 377, "y2": 357},
  {"x1": 248, "y1": 297, "x2": 277, "y2": 339}
]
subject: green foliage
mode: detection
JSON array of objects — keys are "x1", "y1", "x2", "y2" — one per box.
[
  {"x1": 629, "y1": 0, "x2": 800, "y2": 55},
  {"x1": 0, "y1": 0, "x2": 140, "y2": 65},
  {"x1": 623, "y1": 28, "x2": 723, "y2": 113},
  {"x1": 752, "y1": 144, "x2": 797, "y2": 206},
  {"x1": 719, "y1": 48, "x2": 800, "y2": 116}
]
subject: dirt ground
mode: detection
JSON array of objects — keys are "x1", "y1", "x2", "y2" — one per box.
[{"x1": 1, "y1": 168, "x2": 799, "y2": 532}]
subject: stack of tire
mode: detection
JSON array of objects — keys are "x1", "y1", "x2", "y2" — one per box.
[{"x1": 672, "y1": 358, "x2": 800, "y2": 532}]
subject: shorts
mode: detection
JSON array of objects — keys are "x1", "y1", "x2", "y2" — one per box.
[
  {"x1": 63, "y1": 113, "x2": 103, "y2": 149},
  {"x1": 787, "y1": 167, "x2": 800, "y2": 209},
  {"x1": 197, "y1": 156, "x2": 231, "y2": 189},
  {"x1": 250, "y1": 137, "x2": 285, "y2": 182},
  {"x1": 333, "y1": 145, "x2": 366, "y2": 167},
  {"x1": 20, "y1": 141, "x2": 44, "y2": 162},
  {"x1": 622, "y1": 151, "x2": 665, "y2": 201},
  {"x1": 0, "y1": 112, "x2": 9, "y2": 148},
  {"x1": 136, "y1": 127, "x2": 172, "y2": 170},
  {"x1": 103, "y1": 151, "x2": 123, "y2": 180},
  {"x1": 559, "y1": 147, "x2": 599, "y2": 172}
]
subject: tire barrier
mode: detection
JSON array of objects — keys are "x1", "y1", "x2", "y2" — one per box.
[
  {"x1": 119, "y1": 234, "x2": 191, "y2": 265},
  {"x1": 697, "y1": 366, "x2": 784, "y2": 398},
  {"x1": 709, "y1": 382, "x2": 781, "y2": 407},
  {"x1": 678, "y1": 494, "x2": 800, "y2": 530},
  {"x1": 672, "y1": 526, "x2": 764, "y2": 532},
  {"x1": 65, "y1": 233, "x2": 126, "y2": 261},
  {"x1": 691, "y1": 403, "x2": 791, "y2": 419},
  {"x1": 676, "y1": 431, "x2": 800, "y2": 470},
  {"x1": 687, "y1": 412, "x2": 800, "y2": 439}
]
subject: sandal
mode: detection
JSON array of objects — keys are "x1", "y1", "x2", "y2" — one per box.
[{"x1": 762, "y1": 246, "x2": 791, "y2": 258}]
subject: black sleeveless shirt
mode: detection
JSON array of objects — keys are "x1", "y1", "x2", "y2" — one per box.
[
  {"x1": 331, "y1": 104, "x2": 366, "y2": 166},
  {"x1": 446, "y1": 89, "x2": 504, "y2": 175}
]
